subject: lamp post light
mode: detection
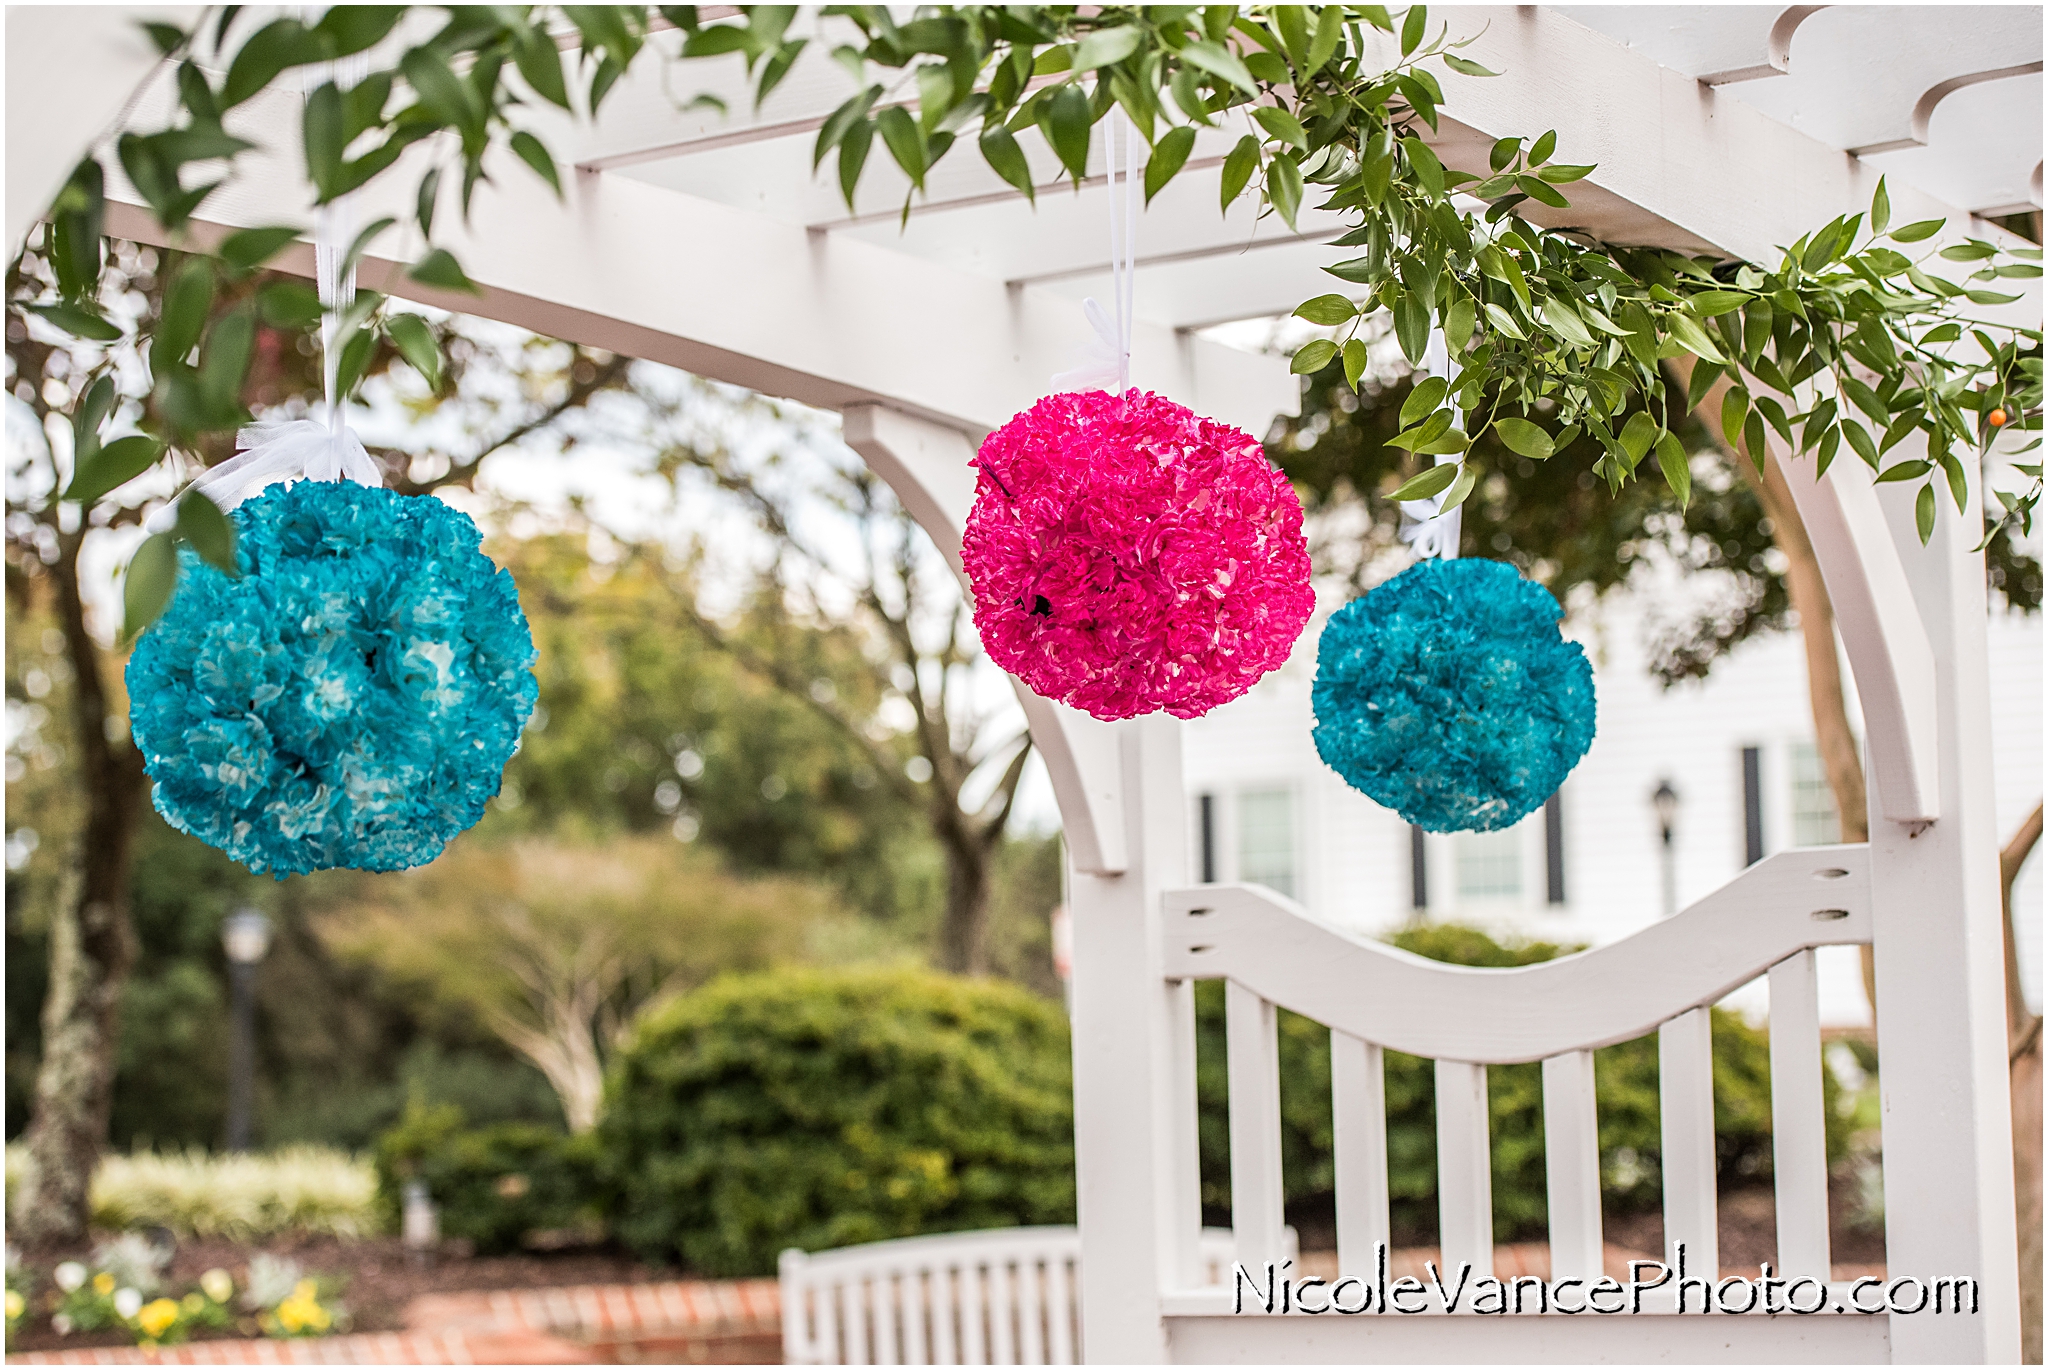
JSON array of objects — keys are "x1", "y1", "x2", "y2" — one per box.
[
  {"x1": 221, "y1": 908, "x2": 272, "y2": 1152},
  {"x1": 1652, "y1": 779, "x2": 1680, "y2": 919}
]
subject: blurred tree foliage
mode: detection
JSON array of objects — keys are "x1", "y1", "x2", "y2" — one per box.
[{"x1": 1270, "y1": 348, "x2": 2041, "y2": 684}]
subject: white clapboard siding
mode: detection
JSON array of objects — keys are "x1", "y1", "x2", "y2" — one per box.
[
  {"x1": 1330, "y1": 1031, "x2": 1391, "y2": 1278},
  {"x1": 1659, "y1": 1006, "x2": 1720, "y2": 1283},
  {"x1": 1769, "y1": 948, "x2": 1833, "y2": 1281},
  {"x1": 1541, "y1": 1049, "x2": 1604, "y2": 1281}
]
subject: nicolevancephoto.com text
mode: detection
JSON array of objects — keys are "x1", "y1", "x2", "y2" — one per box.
[{"x1": 1232, "y1": 1245, "x2": 1982, "y2": 1318}]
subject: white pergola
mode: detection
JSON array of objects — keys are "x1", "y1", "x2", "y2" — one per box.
[{"x1": 11, "y1": 5, "x2": 2041, "y2": 1362}]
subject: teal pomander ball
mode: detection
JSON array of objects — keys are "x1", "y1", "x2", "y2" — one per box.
[
  {"x1": 126, "y1": 480, "x2": 537, "y2": 876},
  {"x1": 1311, "y1": 557, "x2": 1595, "y2": 833}
]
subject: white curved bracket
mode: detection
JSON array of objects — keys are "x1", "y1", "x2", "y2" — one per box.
[
  {"x1": 1162, "y1": 846, "x2": 1870, "y2": 1063},
  {"x1": 842, "y1": 403, "x2": 1129, "y2": 874},
  {"x1": 1851, "y1": 60, "x2": 2046, "y2": 156},
  {"x1": 1700, "y1": 5, "x2": 1827, "y2": 86},
  {"x1": 1775, "y1": 448, "x2": 1942, "y2": 824}
]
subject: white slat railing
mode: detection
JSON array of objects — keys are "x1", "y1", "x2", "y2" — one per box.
[
  {"x1": 1166, "y1": 846, "x2": 1874, "y2": 1308},
  {"x1": 1769, "y1": 947, "x2": 1834, "y2": 1282},
  {"x1": 1542, "y1": 1049, "x2": 1604, "y2": 1281}
]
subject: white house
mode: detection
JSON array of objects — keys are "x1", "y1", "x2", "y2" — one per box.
[{"x1": 1182, "y1": 574, "x2": 2045, "y2": 1028}]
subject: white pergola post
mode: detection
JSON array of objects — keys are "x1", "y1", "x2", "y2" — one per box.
[{"x1": 1783, "y1": 443, "x2": 2021, "y2": 1363}]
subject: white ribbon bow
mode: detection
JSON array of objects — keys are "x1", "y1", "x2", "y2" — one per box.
[
  {"x1": 1397, "y1": 327, "x2": 1463, "y2": 561},
  {"x1": 147, "y1": 51, "x2": 378, "y2": 535},
  {"x1": 1051, "y1": 107, "x2": 1138, "y2": 394}
]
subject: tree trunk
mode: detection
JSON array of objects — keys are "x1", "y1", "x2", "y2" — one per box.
[
  {"x1": 13, "y1": 531, "x2": 148, "y2": 1247},
  {"x1": 936, "y1": 815, "x2": 995, "y2": 976},
  {"x1": 2003, "y1": 802, "x2": 2043, "y2": 1363},
  {"x1": 1687, "y1": 364, "x2": 1877, "y2": 1010}
]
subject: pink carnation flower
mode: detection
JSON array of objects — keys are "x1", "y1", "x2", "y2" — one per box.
[{"x1": 962, "y1": 389, "x2": 1315, "y2": 721}]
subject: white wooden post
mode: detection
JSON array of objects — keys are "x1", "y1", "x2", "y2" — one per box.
[
  {"x1": 1658, "y1": 1007, "x2": 1719, "y2": 1284},
  {"x1": 1330, "y1": 1032, "x2": 1391, "y2": 1279},
  {"x1": 1541, "y1": 1049, "x2": 1604, "y2": 1282},
  {"x1": 1784, "y1": 441, "x2": 2021, "y2": 1361},
  {"x1": 1066, "y1": 714, "x2": 1197, "y2": 1362},
  {"x1": 1434, "y1": 1060, "x2": 1495, "y2": 1280},
  {"x1": 1766, "y1": 950, "x2": 1831, "y2": 1283}
]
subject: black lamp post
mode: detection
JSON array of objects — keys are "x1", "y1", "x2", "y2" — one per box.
[
  {"x1": 1652, "y1": 779, "x2": 1680, "y2": 919},
  {"x1": 221, "y1": 908, "x2": 272, "y2": 1152}
]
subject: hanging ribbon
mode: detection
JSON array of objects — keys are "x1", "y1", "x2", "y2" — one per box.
[
  {"x1": 1051, "y1": 107, "x2": 1138, "y2": 394},
  {"x1": 1397, "y1": 326, "x2": 1463, "y2": 561},
  {"x1": 146, "y1": 52, "x2": 379, "y2": 534}
]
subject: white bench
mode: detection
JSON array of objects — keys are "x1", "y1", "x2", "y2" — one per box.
[{"x1": 779, "y1": 1225, "x2": 1293, "y2": 1365}]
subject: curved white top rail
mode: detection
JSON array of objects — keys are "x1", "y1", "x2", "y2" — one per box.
[{"x1": 1162, "y1": 847, "x2": 1870, "y2": 1063}]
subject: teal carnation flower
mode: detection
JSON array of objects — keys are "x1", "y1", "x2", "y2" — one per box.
[
  {"x1": 126, "y1": 480, "x2": 537, "y2": 876},
  {"x1": 1311, "y1": 557, "x2": 1595, "y2": 833}
]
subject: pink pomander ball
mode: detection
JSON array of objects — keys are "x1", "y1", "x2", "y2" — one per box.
[{"x1": 962, "y1": 389, "x2": 1315, "y2": 721}]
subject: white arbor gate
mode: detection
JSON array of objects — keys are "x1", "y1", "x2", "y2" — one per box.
[{"x1": 17, "y1": 4, "x2": 2034, "y2": 1363}]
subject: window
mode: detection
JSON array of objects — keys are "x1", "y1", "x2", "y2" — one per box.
[
  {"x1": 1455, "y1": 826, "x2": 1523, "y2": 901},
  {"x1": 1237, "y1": 788, "x2": 1296, "y2": 899},
  {"x1": 1789, "y1": 742, "x2": 1840, "y2": 846}
]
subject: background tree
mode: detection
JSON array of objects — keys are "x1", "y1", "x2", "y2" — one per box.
[{"x1": 318, "y1": 835, "x2": 842, "y2": 1132}]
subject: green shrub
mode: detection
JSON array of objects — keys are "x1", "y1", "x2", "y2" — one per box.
[
  {"x1": 599, "y1": 966, "x2": 1075, "y2": 1276},
  {"x1": 1195, "y1": 923, "x2": 1805, "y2": 1242},
  {"x1": 373, "y1": 1102, "x2": 598, "y2": 1256},
  {"x1": 5, "y1": 1144, "x2": 377, "y2": 1240}
]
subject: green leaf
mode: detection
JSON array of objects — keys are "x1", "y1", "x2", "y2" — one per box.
[
  {"x1": 416, "y1": 166, "x2": 442, "y2": 238},
  {"x1": 1684, "y1": 360, "x2": 1724, "y2": 413},
  {"x1": 1393, "y1": 291, "x2": 1430, "y2": 363},
  {"x1": 1664, "y1": 312, "x2": 1727, "y2": 364},
  {"x1": 1400, "y1": 136, "x2": 1444, "y2": 196},
  {"x1": 1341, "y1": 338, "x2": 1368, "y2": 391},
  {"x1": 385, "y1": 313, "x2": 442, "y2": 388},
  {"x1": 1042, "y1": 84, "x2": 1091, "y2": 182},
  {"x1": 1515, "y1": 174, "x2": 1569, "y2": 208},
  {"x1": 221, "y1": 18, "x2": 327, "y2": 109},
  {"x1": 1687, "y1": 290, "x2": 1748, "y2": 318},
  {"x1": 1144, "y1": 126, "x2": 1195, "y2": 204},
  {"x1": 122, "y1": 533, "x2": 180, "y2": 642},
  {"x1": 1842, "y1": 419, "x2": 1879, "y2": 470},
  {"x1": 401, "y1": 46, "x2": 482, "y2": 134},
  {"x1": 836, "y1": 118, "x2": 872, "y2": 209},
  {"x1": 1875, "y1": 459, "x2": 1931, "y2": 483},
  {"x1": 509, "y1": 131, "x2": 562, "y2": 196},
  {"x1": 27, "y1": 301, "x2": 121, "y2": 342},
  {"x1": 1290, "y1": 339, "x2": 1338, "y2": 374},
  {"x1": 1400, "y1": 3, "x2": 1427, "y2": 55},
  {"x1": 155, "y1": 261, "x2": 215, "y2": 365},
  {"x1": 1655, "y1": 431, "x2": 1691, "y2": 507},
  {"x1": 303, "y1": 80, "x2": 345, "y2": 198},
  {"x1": 408, "y1": 248, "x2": 480, "y2": 295},
  {"x1": 1438, "y1": 460, "x2": 1480, "y2": 511},
  {"x1": 1744, "y1": 411, "x2": 1768, "y2": 473},
  {"x1": 1869, "y1": 176, "x2": 1890, "y2": 236},
  {"x1": 980, "y1": 124, "x2": 1036, "y2": 203},
  {"x1": 1442, "y1": 53, "x2": 1498, "y2": 77},
  {"x1": 1268, "y1": 153, "x2": 1303, "y2": 229},
  {"x1": 1493, "y1": 417, "x2": 1554, "y2": 460},
  {"x1": 1294, "y1": 293, "x2": 1358, "y2": 326},
  {"x1": 313, "y1": 4, "x2": 402, "y2": 56},
  {"x1": 1721, "y1": 385, "x2": 1750, "y2": 449},
  {"x1": 1253, "y1": 106, "x2": 1308, "y2": 150},
  {"x1": 1619, "y1": 411, "x2": 1659, "y2": 468},
  {"x1": 1915, "y1": 483, "x2": 1935, "y2": 544},
  {"x1": 175, "y1": 491, "x2": 237, "y2": 574},
  {"x1": 515, "y1": 27, "x2": 572, "y2": 109},
  {"x1": 1536, "y1": 162, "x2": 1594, "y2": 183},
  {"x1": 1180, "y1": 40, "x2": 1257, "y2": 93},
  {"x1": 1539, "y1": 298, "x2": 1594, "y2": 350},
  {"x1": 1889, "y1": 218, "x2": 1944, "y2": 243},
  {"x1": 1445, "y1": 296, "x2": 1476, "y2": 355},
  {"x1": 1220, "y1": 134, "x2": 1260, "y2": 210},
  {"x1": 257, "y1": 279, "x2": 322, "y2": 328},
  {"x1": 1482, "y1": 302, "x2": 1525, "y2": 341},
  {"x1": 1402, "y1": 376, "x2": 1449, "y2": 427},
  {"x1": 1073, "y1": 25, "x2": 1142, "y2": 71},
  {"x1": 333, "y1": 322, "x2": 376, "y2": 399},
  {"x1": 217, "y1": 225, "x2": 300, "y2": 275},
  {"x1": 1306, "y1": 4, "x2": 1344, "y2": 74},
  {"x1": 1939, "y1": 240, "x2": 1997, "y2": 262},
  {"x1": 1529, "y1": 130, "x2": 1556, "y2": 166},
  {"x1": 64, "y1": 434, "x2": 162, "y2": 506},
  {"x1": 1388, "y1": 463, "x2": 1458, "y2": 502}
]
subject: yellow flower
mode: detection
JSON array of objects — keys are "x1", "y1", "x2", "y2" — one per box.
[
  {"x1": 92, "y1": 1272, "x2": 115, "y2": 1295},
  {"x1": 6, "y1": 1290, "x2": 25, "y2": 1319},
  {"x1": 199, "y1": 1269, "x2": 234, "y2": 1305},
  {"x1": 135, "y1": 1298, "x2": 181, "y2": 1339}
]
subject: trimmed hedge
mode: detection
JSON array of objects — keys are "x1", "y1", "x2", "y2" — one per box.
[
  {"x1": 599, "y1": 966, "x2": 1076, "y2": 1276},
  {"x1": 1194, "y1": 923, "x2": 1812, "y2": 1242},
  {"x1": 374, "y1": 1102, "x2": 599, "y2": 1255}
]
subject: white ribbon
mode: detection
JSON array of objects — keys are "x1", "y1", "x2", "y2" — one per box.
[
  {"x1": 1397, "y1": 326, "x2": 1463, "y2": 561},
  {"x1": 146, "y1": 49, "x2": 378, "y2": 534},
  {"x1": 1051, "y1": 107, "x2": 1138, "y2": 394}
]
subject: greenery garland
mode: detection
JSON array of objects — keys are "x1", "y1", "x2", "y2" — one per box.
[{"x1": 16, "y1": 4, "x2": 2042, "y2": 638}]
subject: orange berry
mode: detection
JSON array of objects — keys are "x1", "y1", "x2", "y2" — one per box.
[{"x1": 1988, "y1": 407, "x2": 2008, "y2": 427}]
